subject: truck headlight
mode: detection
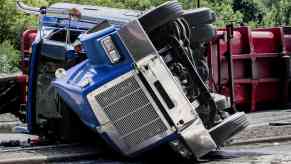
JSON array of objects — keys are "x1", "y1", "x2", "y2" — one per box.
[{"x1": 101, "y1": 36, "x2": 121, "y2": 64}]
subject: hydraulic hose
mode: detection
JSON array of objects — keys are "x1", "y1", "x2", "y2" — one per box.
[{"x1": 167, "y1": 19, "x2": 218, "y2": 128}]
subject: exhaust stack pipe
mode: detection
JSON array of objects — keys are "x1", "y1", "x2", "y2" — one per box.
[
  {"x1": 16, "y1": 0, "x2": 69, "y2": 16},
  {"x1": 16, "y1": 0, "x2": 41, "y2": 15}
]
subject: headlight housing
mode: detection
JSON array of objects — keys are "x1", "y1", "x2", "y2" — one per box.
[{"x1": 101, "y1": 36, "x2": 121, "y2": 64}]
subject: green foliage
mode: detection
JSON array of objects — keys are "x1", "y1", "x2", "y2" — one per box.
[
  {"x1": 207, "y1": 2, "x2": 243, "y2": 27},
  {"x1": 259, "y1": 0, "x2": 291, "y2": 26},
  {"x1": 0, "y1": 41, "x2": 20, "y2": 73},
  {"x1": 0, "y1": 0, "x2": 41, "y2": 49},
  {"x1": 0, "y1": 0, "x2": 46, "y2": 72},
  {"x1": 232, "y1": 0, "x2": 264, "y2": 24}
]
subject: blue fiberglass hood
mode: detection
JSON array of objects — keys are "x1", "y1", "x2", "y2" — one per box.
[{"x1": 52, "y1": 24, "x2": 134, "y2": 130}]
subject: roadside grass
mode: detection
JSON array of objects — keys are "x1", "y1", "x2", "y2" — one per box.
[{"x1": 0, "y1": 41, "x2": 20, "y2": 73}]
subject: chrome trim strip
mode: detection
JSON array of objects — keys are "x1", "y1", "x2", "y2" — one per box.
[
  {"x1": 137, "y1": 55, "x2": 198, "y2": 128},
  {"x1": 118, "y1": 20, "x2": 158, "y2": 62}
]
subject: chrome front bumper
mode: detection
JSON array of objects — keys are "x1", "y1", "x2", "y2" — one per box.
[{"x1": 180, "y1": 118, "x2": 217, "y2": 158}]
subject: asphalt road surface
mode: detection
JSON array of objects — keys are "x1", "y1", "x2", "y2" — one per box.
[
  {"x1": 48, "y1": 141, "x2": 291, "y2": 164},
  {"x1": 1, "y1": 110, "x2": 291, "y2": 163},
  {"x1": 207, "y1": 141, "x2": 291, "y2": 164}
]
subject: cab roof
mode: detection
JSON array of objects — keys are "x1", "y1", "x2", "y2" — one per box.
[{"x1": 49, "y1": 3, "x2": 143, "y2": 26}]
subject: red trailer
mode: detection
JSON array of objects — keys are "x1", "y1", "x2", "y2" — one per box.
[{"x1": 209, "y1": 26, "x2": 291, "y2": 112}]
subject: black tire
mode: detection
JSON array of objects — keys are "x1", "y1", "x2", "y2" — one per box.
[
  {"x1": 139, "y1": 1, "x2": 183, "y2": 33},
  {"x1": 191, "y1": 24, "x2": 216, "y2": 43},
  {"x1": 209, "y1": 112, "x2": 249, "y2": 146},
  {"x1": 182, "y1": 8, "x2": 216, "y2": 27}
]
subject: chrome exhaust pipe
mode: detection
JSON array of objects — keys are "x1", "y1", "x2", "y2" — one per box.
[
  {"x1": 16, "y1": 0, "x2": 40, "y2": 15},
  {"x1": 16, "y1": 0, "x2": 69, "y2": 16}
]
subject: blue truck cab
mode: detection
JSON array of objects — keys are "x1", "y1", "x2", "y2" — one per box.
[
  {"x1": 26, "y1": 3, "x2": 140, "y2": 135},
  {"x1": 18, "y1": 0, "x2": 248, "y2": 160},
  {"x1": 51, "y1": 19, "x2": 216, "y2": 156}
]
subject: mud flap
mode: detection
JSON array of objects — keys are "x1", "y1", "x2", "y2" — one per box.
[{"x1": 180, "y1": 118, "x2": 217, "y2": 158}]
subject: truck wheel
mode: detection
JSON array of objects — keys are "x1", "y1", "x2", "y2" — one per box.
[
  {"x1": 139, "y1": 1, "x2": 183, "y2": 33},
  {"x1": 182, "y1": 8, "x2": 216, "y2": 27},
  {"x1": 209, "y1": 112, "x2": 249, "y2": 146},
  {"x1": 191, "y1": 24, "x2": 216, "y2": 43}
]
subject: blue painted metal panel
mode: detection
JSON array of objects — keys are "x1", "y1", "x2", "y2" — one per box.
[
  {"x1": 49, "y1": 3, "x2": 140, "y2": 26},
  {"x1": 47, "y1": 24, "x2": 178, "y2": 156},
  {"x1": 27, "y1": 40, "x2": 42, "y2": 133},
  {"x1": 26, "y1": 4, "x2": 179, "y2": 156},
  {"x1": 79, "y1": 26, "x2": 119, "y2": 65},
  {"x1": 52, "y1": 26, "x2": 134, "y2": 130},
  {"x1": 51, "y1": 25, "x2": 179, "y2": 155},
  {"x1": 42, "y1": 16, "x2": 96, "y2": 30}
]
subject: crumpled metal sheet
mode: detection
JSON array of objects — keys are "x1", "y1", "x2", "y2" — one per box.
[{"x1": 180, "y1": 118, "x2": 217, "y2": 158}]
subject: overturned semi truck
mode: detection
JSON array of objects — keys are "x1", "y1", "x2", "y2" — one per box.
[{"x1": 8, "y1": 0, "x2": 249, "y2": 159}]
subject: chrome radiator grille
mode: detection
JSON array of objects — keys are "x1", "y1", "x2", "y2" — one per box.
[{"x1": 94, "y1": 76, "x2": 168, "y2": 147}]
